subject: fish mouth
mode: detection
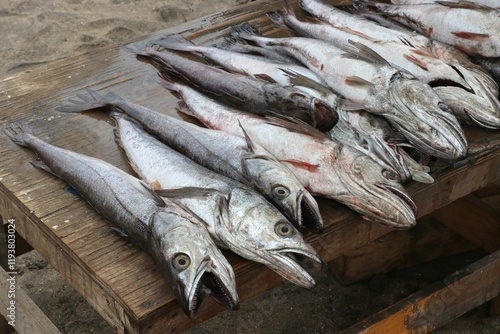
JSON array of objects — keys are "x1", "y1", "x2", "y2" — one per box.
[
  {"x1": 436, "y1": 86, "x2": 500, "y2": 130},
  {"x1": 371, "y1": 136, "x2": 412, "y2": 181},
  {"x1": 464, "y1": 107, "x2": 500, "y2": 129},
  {"x1": 266, "y1": 248, "x2": 323, "y2": 289},
  {"x1": 313, "y1": 99, "x2": 338, "y2": 131},
  {"x1": 297, "y1": 190, "x2": 324, "y2": 233},
  {"x1": 376, "y1": 183, "x2": 418, "y2": 224},
  {"x1": 187, "y1": 261, "x2": 239, "y2": 319}
]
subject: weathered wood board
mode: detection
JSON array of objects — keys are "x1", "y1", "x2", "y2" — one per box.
[
  {"x1": 340, "y1": 250, "x2": 500, "y2": 334},
  {"x1": 0, "y1": 0, "x2": 499, "y2": 332}
]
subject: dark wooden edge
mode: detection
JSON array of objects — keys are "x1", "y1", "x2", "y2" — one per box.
[{"x1": 340, "y1": 250, "x2": 500, "y2": 334}]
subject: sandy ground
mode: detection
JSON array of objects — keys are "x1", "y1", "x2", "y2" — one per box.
[{"x1": 1, "y1": 0, "x2": 500, "y2": 333}]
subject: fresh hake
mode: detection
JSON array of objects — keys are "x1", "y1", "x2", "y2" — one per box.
[{"x1": 3, "y1": 121, "x2": 239, "y2": 319}]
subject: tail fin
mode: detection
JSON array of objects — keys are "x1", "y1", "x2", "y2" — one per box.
[
  {"x1": 55, "y1": 88, "x2": 121, "y2": 113},
  {"x1": 4, "y1": 121, "x2": 35, "y2": 147},
  {"x1": 149, "y1": 34, "x2": 196, "y2": 53},
  {"x1": 267, "y1": 0, "x2": 297, "y2": 27},
  {"x1": 267, "y1": 10, "x2": 287, "y2": 28},
  {"x1": 231, "y1": 22, "x2": 262, "y2": 40},
  {"x1": 157, "y1": 72, "x2": 182, "y2": 96}
]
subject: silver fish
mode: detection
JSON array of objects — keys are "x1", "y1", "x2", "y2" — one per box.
[
  {"x1": 56, "y1": 88, "x2": 324, "y2": 233},
  {"x1": 268, "y1": 2, "x2": 469, "y2": 88},
  {"x1": 329, "y1": 109, "x2": 434, "y2": 183},
  {"x1": 150, "y1": 34, "x2": 341, "y2": 113},
  {"x1": 123, "y1": 45, "x2": 337, "y2": 131},
  {"x1": 232, "y1": 23, "x2": 468, "y2": 160},
  {"x1": 300, "y1": 0, "x2": 500, "y2": 129},
  {"x1": 173, "y1": 88, "x2": 418, "y2": 229},
  {"x1": 3, "y1": 121, "x2": 239, "y2": 319},
  {"x1": 390, "y1": 0, "x2": 499, "y2": 8},
  {"x1": 367, "y1": 1, "x2": 500, "y2": 57},
  {"x1": 113, "y1": 115, "x2": 323, "y2": 288},
  {"x1": 471, "y1": 56, "x2": 500, "y2": 86}
]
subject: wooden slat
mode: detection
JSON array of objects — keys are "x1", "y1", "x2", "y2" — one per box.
[
  {"x1": 431, "y1": 195, "x2": 500, "y2": 253},
  {"x1": 340, "y1": 250, "x2": 500, "y2": 334},
  {"x1": 0, "y1": 266, "x2": 61, "y2": 334},
  {"x1": 329, "y1": 217, "x2": 477, "y2": 285}
]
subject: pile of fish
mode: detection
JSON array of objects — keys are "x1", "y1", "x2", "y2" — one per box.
[{"x1": 5, "y1": 0, "x2": 500, "y2": 319}]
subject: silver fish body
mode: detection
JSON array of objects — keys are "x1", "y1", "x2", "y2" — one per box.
[
  {"x1": 329, "y1": 109, "x2": 434, "y2": 183},
  {"x1": 171, "y1": 89, "x2": 418, "y2": 229},
  {"x1": 391, "y1": 0, "x2": 499, "y2": 8},
  {"x1": 3, "y1": 121, "x2": 239, "y2": 319},
  {"x1": 113, "y1": 115, "x2": 323, "y2": 288},
  {"x1": 268, "y1": 4, "x2": 469, "y2": 88},
  {"x1": 367, "y1": 1, "x2": 500, "y2": 57},
  {"x1": 56, "y1": 88, "x2": 324, "y2": 233},
  {"x1": 233, "y1": 24, "x2": 467, "y2": 160},
  {"x1": 300, "y1": 0, "x2": 500, "y2": 129},
  {"x1": 124, "y1": 45, "x2": 337, "y2": 131}
]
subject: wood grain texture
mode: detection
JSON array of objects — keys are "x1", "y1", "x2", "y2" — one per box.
[
  {"x1": 340, "y1": 250, "x2": 500, "y2": 334},
  {"x1": 0, "y1": 266, "x2": 62, "y2": 334},
  {"x1": 431, "y1": 195, "x2": 500, "y2": 253},
  {"x1": 328, "y1": 217, "x2": 477, "y2": 285},
  {"x1": 0, "y1": 0, "x2": 499, "y2": 332}
]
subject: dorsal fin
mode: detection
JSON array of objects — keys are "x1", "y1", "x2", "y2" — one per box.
[{"x1": 343, "y1": 40, "x2": 390, "y2": 67}]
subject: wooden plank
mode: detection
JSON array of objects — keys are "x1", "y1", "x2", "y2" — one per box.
[
  {"x1": 329, "y1": 217, "x2": 477, "y2": 285},
  {"x1": 340, "y1": 250, "x2": 500, "y2": 334},
  {"x1": 0, "y1": 266, "x2": 61, "y2": 334},
  {"x1": 431, "y1": 195, "x2": 500, "y2": 253}
]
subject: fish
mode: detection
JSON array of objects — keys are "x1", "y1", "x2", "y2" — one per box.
[
  {"x1": 366, "y1": 1, "x2": 500, "y2": 57},
  {"x1": 111, "y1": 114, "x2": 323, "y2": 288},
  {"x1": 217, "y1": 36, "x2": 304, "y2": 65},
  {"x1": 170, "y1": 85, "x2": 418, "y2": 229},
  {"x1": 56, "y1": 88, "x2": 324, "y2": 233},
  {"x1": 390, "y1": 0, "x2": 499, "y2": 10},
  {"x1": 471, "y1": 57, "x2": 500, "y2": 86},
  {"x1": 271, "y1": 2, "x2": 500, "y2": 129},
  {"x1": 267, "y1": 1, "x2": 469, "y2": 88},
  {"x1": 232, "y1": 23, "x2": 468, "y2": 160},
  {"x1": 122, "y1": 44, "x2": 337, "y2": 131},
  {"x1": 149, "y1": 33, "x2": 341, "y2": 112},
  {"x1": 329, "y1": 109, "x2": 434, "y2": 183},
  {"x1": 3, "y1": 121, "x2": 239, "y2": 319}
]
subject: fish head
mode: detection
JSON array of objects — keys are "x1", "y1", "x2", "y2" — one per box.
[
  {"x1": 218, "y1": 188, "x2": 323, "y2": 288},
  {"x1": 333, "y1": 145, "x2": 417, "y2": 229},
  {"x1": 434, "y1": 86, "x2": 500, "y2": 130},
  {"x1": 335, "y1": 110, "x2": 413, "y2": 182},
  {"x1": 150, "y1": 210, "x2": 239, "y2": 318},
  {"x1": 242, "y1": 155, "x2": 324, "y2": 233},
  {"x1": 388, "y1": 77, "x2": 468, "y2": 159}
]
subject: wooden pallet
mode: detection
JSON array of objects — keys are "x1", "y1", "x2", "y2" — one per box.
[{"x1": 0, "y1": 0, "x2": 499, "y2": 332}]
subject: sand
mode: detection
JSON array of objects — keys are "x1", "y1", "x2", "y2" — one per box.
[{"x1": 1, "y1": 0, "x2": 499, "y2": 333}]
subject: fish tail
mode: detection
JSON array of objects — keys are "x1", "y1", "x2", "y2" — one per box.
[
  {"x1": 176, "y1": 101, "x2": 197, "y2": 118},
  {"x1": 55, "y1": 88, "x2": 121, "y2": 114},
  {"x1": 231, "y1": 22, "x2": 261, "y2": 40},
  {"x1": 4, "y1": 121, "x2": 35, "y2": 147},
  {"x1": 149, "y1": 34, "x2": 195, "y2": 53},
  {"x1": 267, "y1": 10, "x2": 285, "y2": 27},
  {"x1": 157, "y1": 72, "x2": 182, "y2": 95}
]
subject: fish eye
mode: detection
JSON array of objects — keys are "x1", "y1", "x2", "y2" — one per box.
[
  {"x1": 173, "y1": 253, "x2": 191, "y2": 271},
  {"x1": 275, "y1": 221, "x2": 294, "y2": 237},
  {"x1": 438, "y1": 102, "x2": 450, "y2": 112},
  {"x1": 272, "y1": 185, "x2": 290, "y2": 199},
  {"x1": 382, "y1": 169, "x2": 398, "y2": 181}
]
